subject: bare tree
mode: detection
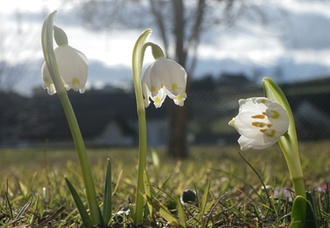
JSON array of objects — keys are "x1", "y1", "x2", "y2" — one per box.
[
  {"x1": 146, "y1": 0, "x2": 252, "y2": 158},
  {"x1": 76, "y1": 0, "x2": 260, "y2": 158},
  {"x1": 0, "y1": 7, "x2": 43, "y2": 93}
]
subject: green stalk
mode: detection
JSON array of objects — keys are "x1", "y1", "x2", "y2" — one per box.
[
  {"x1": 41, "y1": 11, "x2": 102, "y2": 225},
  {"x1": 131, "y1": 28, "x2": 152, "y2": 224},
  {"x1": 292, "y1": 177, "x2": 306, "y2": 197}
]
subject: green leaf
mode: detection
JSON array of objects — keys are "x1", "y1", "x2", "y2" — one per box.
[
  {"x1": 131, "y1": 28, "x2": 152, "y2": 108},
  {"x1": 199, "y1": 180, "x2": 213, "y2": 227},
  {"x1": 132, "y1": 28, "x2": 152, "y2": 225},
  {"x1": 4, "y1": 191, "x2": 14, "y2": 220},
  {"x1": 200, "y1": 180, "x2": 210, "y2": 217},
  {"x1": 291, "y1": 196, "x2": 318, "y2": 228},
  {"x1": 144, "y1": 194, "x2": 179, "y2": 226},
  {"x1": 143, "y1": 171, "x2": 153, "y2": 217},
  {"x1": 65, "y1": 177, "x2": 93, "y2": 228},
  {"x1": 102, "y1": 158, "x2": 112, "y2": 225},
  {"x1": 41, "y1": 11, "x2": 65, "y2": 94},
  {"x1": 262, "y1": 77, "x2": 305, "y2": 197},
  {"x1": 262, "y1": 77, "x2": 299, "y2": 155},
  {"x1": 176, "y1": 197, "x2": 187, "y2": 228}
]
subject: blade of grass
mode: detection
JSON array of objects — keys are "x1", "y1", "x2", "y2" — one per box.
[
  {"x1": 200, "y1": 180, "x2": 211, "y2": 216},
  {"x1": 4, "y1": 191, "x2": 13, "y2": 220},
  {"x1": 143, "y1": 171, "x2": 153, "y2": 218},
  {"x1": 15, "y1": 201, "x2": 31, "y2": 220},
  {"x1": 176, "y1": 197, "x2": 187, "y2": 228},
  {"x1": 144, "y1": 194, "x2": 179, "y2": 226},
  {"x1": 65, "y1": 177, "x2": 93, "y2": 227},
  {"x1": 29, "y1": 196, "x2": 39, "y2": 225},
  {"x1": 102, "y1": 158, "x2": 112, "y2": 225},
  {"x1": 238, "y1": 151, "x2": 272, "y2": 207}
]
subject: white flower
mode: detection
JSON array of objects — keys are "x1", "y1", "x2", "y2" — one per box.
[
  {"x1": 228, "y1": 97, "x2": 289, "y2": 151},
  {"x1": 274, "y1": 187, "x2": 294, "y2": 202},
  {"x1": 41, "y1": 45, "x2": 88, "y2": 95},
  {"x1": 142, "y1": 57, "x2": 187, "y2": 108}
]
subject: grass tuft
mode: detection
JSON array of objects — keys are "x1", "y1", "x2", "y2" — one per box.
[{"x1": 0, "y1": 142, "x2": 329, "y2": 227}]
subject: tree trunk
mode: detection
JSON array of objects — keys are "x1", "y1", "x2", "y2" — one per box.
[
  {"x1": 168, "y1": 104, "x2": 188, "y2": 158},
  {"x1": 167, "y1": 0, "x2": 188, "y2": 158}
]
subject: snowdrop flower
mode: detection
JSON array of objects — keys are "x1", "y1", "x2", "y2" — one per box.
[
  {"x1": 142, "y1": 57, "x2": 187, "y2": 108},
  {"x1": 229, "y1": 97, "x2": 289, "y2": 151},
  {"x1": 273, "y1": 187, "x2": 294, "y2": 202},
  {"x1": 41, "y1": 26, "x2": 88, "y2": 95}
]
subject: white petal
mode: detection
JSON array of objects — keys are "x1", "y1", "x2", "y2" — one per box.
[
  {"x1": 238, "y1": 135, "x2": 277, "y2": 151},
  {"x1": 172, "y1": 93, "x2": 186, "y2": 106},
  {"x1": 143, "y1": 64, "x2": 163, "y2": 96},
  {"x1": 239, "y1": 98, "x2": 268, "y2": 113},
  {"x1": 266, "y1": 104, "x2": 289, "y2": 133},
  {"x1": 151, "y1": 89, "x2": 167, "y2": 108},
  {"x1": 54, "y1": 45, "x2": 88, "y2": 91},
  {"x1": 47, "y1": 84, "x2": 56, "y2": 95},
  {"x1": 142, "y1": 83, "x2": 151, "y2": 108},
  {"x1": 156, "y1": 58, "x2": 187, "y2": 96},
  {"x1": 232, "y1": 112, "x2": 266, "y2": 138},
  {"x1": 79, "y1": 87, "x2": 86, "y2": 94},
  {"x1": 41, "y1": 61, "x2": 57, "y2": 95}
]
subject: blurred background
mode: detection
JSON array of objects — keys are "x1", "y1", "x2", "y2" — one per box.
[{"x1": 1, "y1": 0, "x2": 330, "y2": 158}]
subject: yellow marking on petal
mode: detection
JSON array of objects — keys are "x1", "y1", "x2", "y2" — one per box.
[
  {"x1": 266, "y1": 129, "x2": 276, "y2": 137},
  {"x1": 176, "y1": 94, "x2": 182, "y2": 100},
  {"x1": 72, "y1": 77, "x2": 80, "y2": 85},
  {"x1": 151, "y1": 86, "x2": 157, "y2": 93},
  {"x1": 171, "y1": 83, "x2": 178, "y2": 91},
  {"x1": 44, "y1": 77, "x2": 51, "y2": 84},
  {"x1": 252, "y1": 122, "x2": 267, "y2": 128},
  {"x1": 155, "y1": 97, "x2": 161, "y2": 104},
  {"x1": 269, "y1": 110, "x2": 280, "y2": 119},
  {"x1": 251, "y1": 114, "x2": 265, "y2": 119},
  {"x1": 260, "y1": 129, "x2": 267, "y2": 133},
  {"x1": 228, "y1": 119, "x2": 235, "y2": 126}
]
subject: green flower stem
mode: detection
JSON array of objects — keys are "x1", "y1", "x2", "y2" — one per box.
[
  {"x1": 57, "y1": 92, "x2": 102, "y2": 225},
  {"x1": 132, "y1": 28, "x2": 152, "y2": 224},
  {"x1": 292, "y1": 177, "x2": 306, "y2": 197},
  {"x1": 262, "y1": 77, "x2": 306, "y2": 198},
  {"x1": 41, "y1": 11, "x2": 102, "y2": 225},
  {"x1": 145, "y1": 42, "x2": 165, "y2": 59}
]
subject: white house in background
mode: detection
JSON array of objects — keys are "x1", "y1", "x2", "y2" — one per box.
[
  {"x1": 90, "y1": 120, "x2": 135, "y2": 147},
  {"x1": 89, "y1": 115, "x2": 169, "y2": 147}
]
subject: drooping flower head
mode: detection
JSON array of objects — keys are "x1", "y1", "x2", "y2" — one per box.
[
  {"x1": 142, "y1": 44, "x2": 187, "y2": 108},
  {"x1": 41, "y1": 26, "x2": 88, "y2": 95},
  {"x1": 229, "y1": 97, "x2": 289, "y2": 151}
]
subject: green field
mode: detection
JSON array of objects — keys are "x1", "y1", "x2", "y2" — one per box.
[{"x1": 0, "y1": 141, "x2": 329, "y2": 227}]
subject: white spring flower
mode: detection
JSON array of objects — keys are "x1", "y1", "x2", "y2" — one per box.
[
  {"x1": 229, "y1": 97, "x2": 289, "y2": 151},
  {"x1": 41, "y1": 45, "x2": 88, "y2": 95},
  {"x1": 142, "y1": 57, "x2": 187, "y2": 108}
]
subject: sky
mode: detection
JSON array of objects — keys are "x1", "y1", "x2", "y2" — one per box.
[{"x1": 1, "y1": 0, "x2": 330, "y2": 96}]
